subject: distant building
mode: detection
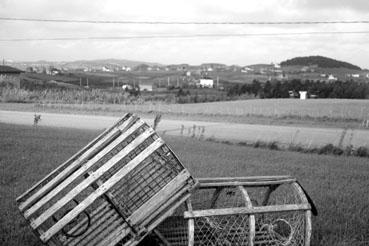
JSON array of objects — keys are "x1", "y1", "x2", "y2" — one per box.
[
  {"x1": 122, "y1": 84, "x2": 134, "y2": 91},
  {"x1": 351, "y1": 74, "x2": 360, "y2": 78},
  {"x1": 0, "y1": 65, "x2": 23, "y2": 88},
  {"x1": 102, "y1": 66, "x2": 112, "y2": 72},
  {"x1": 199, "y1": 79, "x2": 214, "y2": 88},
  {"x1": 328, "y1": 74, "x2": 337, "y2": 81},
  {"x1": 299, "y1": 91, "x2": 307, "y2": 100},
  {"x1": 288, "y1": 90, "x2": 299, "y2": 98},
  {"x1": 241, "y1": 67, "x2": 254, "y2": 73},
  {"x1": 140, "y1": 84, "x2": 153, "y2": 92}
]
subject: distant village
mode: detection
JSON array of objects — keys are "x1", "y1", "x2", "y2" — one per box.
[{"x1": 1, "y1": 58, "x2": 369, "y2": 99}]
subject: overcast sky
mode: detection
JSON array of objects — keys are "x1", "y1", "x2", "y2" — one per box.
[{"x1": 0, "y1": 0, "x2": 368, "y2": 67}]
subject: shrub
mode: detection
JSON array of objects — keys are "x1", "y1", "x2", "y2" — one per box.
[{"x1": 354, "y1": 146, "x2": 369, "y2": 157}]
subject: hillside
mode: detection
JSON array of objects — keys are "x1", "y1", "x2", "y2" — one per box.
[
  {"x1": 280, "y1": 56, "x2": 361, "y2": 70},
  {"x1": 7, "y1": 59, "x2": 162, "y2": 70}
]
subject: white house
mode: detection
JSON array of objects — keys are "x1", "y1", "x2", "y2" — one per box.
[
  {"x1": 102, "y1": 66, "x2": 112, "y2": 72},
  {"x1": 140, "y1": 84, "x2": 153, "y2": 92},
  {"x1": 328, "y1": 74, "x2": 337, "y2": 81},
  {"x1": 241, "y1": 67, "x2": 254, "y2": 73},
  {"x1": 199, "y1": 79, "x2": 214, "y2": 88},
  {"x1": 122, "y1": 84, "x2": 133, "y2": 91},
  {"x1": 351, "y1": 74, "x2": 360, "y2": 78},
  {"x1": 299, "y1": 91, "x2": 307, "y2": 100}
]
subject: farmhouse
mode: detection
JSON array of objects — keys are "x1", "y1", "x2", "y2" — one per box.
[
  {"x1": 199, "y1": 79, "x2": 214, "y2": 88},
  {"x1": 139, "y1": 84, "x2": 153, "y2": 92},
  {"x1": 328, "y1": 74, "x2": 337, "y2": 81},
  {"x1": 0, "y1": 65, "x2": 23, "y2": 88}
]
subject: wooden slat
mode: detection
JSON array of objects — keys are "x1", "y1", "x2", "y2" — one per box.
[
  {"x1": 16, "y1": 114, "x2": 130, "y2": 203},
  {"x1": 292, "y1": 182, "x2": 312, "y2": 246},
  {"x1": 238, "y1": 186, "x2": 255, "y2": 246},
  {"x1": 147, "y1": 193, "x2": 191, "y2": 232},
  {"x1": 69, "y1": 211, "x2": 119, "y2": 246},
  {"x1": 24, "y1": 118, "x2": 141, "y2": 218},
  {"x1": 19, "y1": 115, "x2": 136, "y2": 212},
  {"x1": 81, "y1": 217, "x2": 122, "y2": 246},
  {"x1": 197, "y1": 176, "x2": 293, "y2": 183},
  {"x1": 139, "y1": 184, "x2": 195, "y2": 228},
  {"x1": 95, "y1": 224, "x2": 131, "y2": 246},
  {"x1": 184, "y1": 203, "x2": 310, "y2": 219},
  {"x1": 129, "y1": 170, "x2": 191, "y2": 225},
  {"x1": 64, "y1": 203, "x2": 111, "y2": 245},
  {"x1": 186, "y1": 199, "x2": 194, "y2": 246},
  {"x1": 39, "y1": 138, "x2": 165, "y2": 243},
  {"x1": 30, "y1": 125, "x2": 153, "y2": 228},
  {"x1": 198, "y1": 179, "x2": 296, "y2": 188}
]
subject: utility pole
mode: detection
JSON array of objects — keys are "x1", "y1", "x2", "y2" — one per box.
[
  {"x1": 79, "y1": 78, "x2": 82, "y2": 87},
  {"x1": 113, "y1": 78, "x2": 115, "y2": 88},
  {"x1": 217, "y1": 76, "x2": 219, "y2": 89},
  {"x1": 86, "y1": 78, "x2": 89, "y2": 88},
  {"x1": 167, "y1": 77, "x2": 170, "y2": 87},
  {"x1": 177, "y1": 77, "x2": 179, "y2": 88}
]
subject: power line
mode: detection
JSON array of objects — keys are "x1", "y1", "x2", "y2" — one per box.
[
  {"x1": 1, "y1": 17, "x2": 369, "y2": 25},
  {"x1": 1, "y1": 31, "x2": 369, "y2": 41}
]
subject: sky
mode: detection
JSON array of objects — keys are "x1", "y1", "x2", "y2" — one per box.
[{"x1": 0, "y1": 0, "x2": 369, "y2": 67}]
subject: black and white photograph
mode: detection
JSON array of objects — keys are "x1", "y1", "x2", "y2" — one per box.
[{"x1": 0, "y1": 0, "x2": 368, "y2": 245}]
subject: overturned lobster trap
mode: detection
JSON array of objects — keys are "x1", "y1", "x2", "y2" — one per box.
[
  {"x1": 156, "y1": 176, "x2": 317, "y2": 246},
  {"x1": 16, "y1": 113, "x2": 197, "y2": 246}
]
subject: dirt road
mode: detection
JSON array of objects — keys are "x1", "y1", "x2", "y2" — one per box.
[{"x1": 1, "y1": 110, "x2": 368, "y2": 147}]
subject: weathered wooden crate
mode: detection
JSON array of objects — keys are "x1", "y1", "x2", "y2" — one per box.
[
  {"x1": 16, "y1": 113, "x2": 197, "y2": 246},
  {"x1": 156, "y1": 176, "x2": 317, "y2": 246}
]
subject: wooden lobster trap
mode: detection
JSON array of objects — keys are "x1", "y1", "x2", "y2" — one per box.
[
  {"x1": 16, "y1": 113, "x2": 197, "y2": 246},
  {"x1": 156, "y1": 176, "x2": 317, "y2": 246}
]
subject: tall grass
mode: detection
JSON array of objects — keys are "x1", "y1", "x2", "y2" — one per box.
[
  {"x1": 0, "y1": 87, "x2": 139, "y2": 104},
  {"x1": 2, "y1": 124, "x2": 368, "y2": 246}
]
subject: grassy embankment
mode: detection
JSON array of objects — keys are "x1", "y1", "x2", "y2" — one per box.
[{"x1": 0, "y1": 123, "x2": 368, "y2": 246}]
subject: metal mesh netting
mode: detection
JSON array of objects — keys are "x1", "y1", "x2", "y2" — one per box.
[
  {"x1": 194, "y1": 214, "x2": 250, "y2": 246},
  {"x1": 157, "y1": 183, "x2": 308, "y2": 246},
  {"x1": 254, "y1": 211, "x2": 305, "y2": 246}
]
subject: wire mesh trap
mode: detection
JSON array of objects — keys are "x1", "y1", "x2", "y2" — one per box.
[
  {"x1": 156, "y1": 176, "x2": 317, "y2": 246},
  {"x1": 16, "y1": 113, "x2": 197, "y2": 246}
]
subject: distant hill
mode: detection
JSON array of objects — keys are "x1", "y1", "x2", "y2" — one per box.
[
  {"x1": 7, "y1": 59, "x2": 163, "y2": 70},
  {"x1": 62, "y1": 59, "x2": 162, "y2": 69},
  {"x1": 280, "y1": 56, "x2": 361, "y2": 70}
]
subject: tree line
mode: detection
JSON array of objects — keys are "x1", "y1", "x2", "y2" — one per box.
[{"x1": 227, "y1": 79, "x2": 369, "y2": 99}]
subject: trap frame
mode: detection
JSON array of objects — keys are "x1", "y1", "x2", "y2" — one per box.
[
  {"x1": 16, "y1": 113, "x2": 197, "y2": 246},
  {"x1": 156, "y1": 176, "x2": 317, "y2": 246}
]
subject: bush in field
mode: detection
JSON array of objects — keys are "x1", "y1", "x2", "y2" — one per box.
[
  {"x1": 227, "y1": 79, "x2": 369, "y2": 99},
  {"x1": 354, "y1": 146, "x2": 369, "y2": 157}
]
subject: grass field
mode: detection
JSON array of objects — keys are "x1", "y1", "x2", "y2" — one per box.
[
  {"x1": 0, "y1": 123, "x2": 368, "y2": 245},
  {"x1": 1, "y1": 98, "x2": 369, "y2": 129}
]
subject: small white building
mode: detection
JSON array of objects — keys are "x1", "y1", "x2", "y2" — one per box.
[
  {"x1": 122, "y1": 84, "x2": 133, "y2": 91},
  {"x1": 351, "y1": 74, "x2": 360, "y2": 78},
  {"x1": 140, "y1": 84, "x2": 153, "y2": 92},
  {"x1": 299, "y1": 91, "x2": 307, "y2": 100},
  {"x1": 102, "y1": 66, "x2": 112, "y2": 72},
  {"x1": 199, "y1": 79, "x2": 214, "y2": 88},
  {"x1": 328, "y1": 74, "x2": 337, "y2": 81}
]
